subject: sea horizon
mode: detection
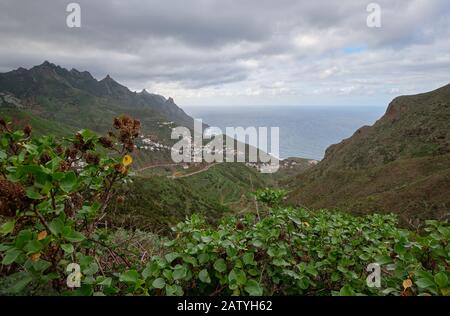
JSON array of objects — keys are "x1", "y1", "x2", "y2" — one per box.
[{"x1": 183, "y1": 105, "x2": 386, "y2": 160}]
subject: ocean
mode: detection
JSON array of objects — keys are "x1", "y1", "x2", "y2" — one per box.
[{"x1": 183, "y1": 105, "x2": 386, "y2": 160}]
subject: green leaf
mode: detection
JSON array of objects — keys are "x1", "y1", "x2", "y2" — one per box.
[
  {"x1": 229, "y1": 269, "x2": 246, "y2": 285},
  {"x1": 201, "y1": 236, "x2": 212, "y2": 243},
  {"x1": 63, "y1": 230, "x2": 85, "y2": 243},
  {"x1": 198, "y1": 253, "x2": 209, "y2": 264},
  {"x1": 339, "y1": 285, "x2": 356, "y2": 296},
  {"x1": 0, "y1": 220, "x2": 15, "y2": 236},
  {"x1": 143, "y1": 262, "x2": 160, "y2": 279},
  {"x1": 83, "y1": 262, "x2": 99, "y2": 275},
  {"x1": 61, "y1": 244, "x2": 74, "y2": 254},
  {"x1": 0, "y1": 149, "x2": 6, "y2": 160},
  {"x1": 416, "y1": 277, "x2": 436, "y2": 289},
  {"x1": 244, "y1": 279, "x2": 263, "y2": 296},
  {"x1": 164, "y1": 252, "x2": 179, "y2": 264},
  {"x1": 166, "y1": 284, "x2": 183, "y2": 296},
  {"x1": 243, "y1": 252, "x2": 255, "y2": 265},
  {"x1": 173, "y1": 265, "x2": 187, "y2": 280},
  {"x1": 434, "y1": 273, "x2": 448, "y2": 289},
  {"x1": 60, "y1": 171, "x2": 77, "y2": 193},
  {"x1": 24, "y1": 240, "x2": 42, "y2": 254},
  {"x1": 25, "y1": 187, "x2": 43, "y2": 200},
  {"x1": 199, "y1": 269, "x2": 211, "y2": 284},
  {"x1": 97, "y1": 277, "x2": 112, "y2": 287},
  {"x1": 78, "y1": 129, "x2": 97, "y2": 142},
  {"x1": 6, "y1": 273, "x2": 33, "y2": 294},
  {"x1": 152, "y1": 277, "x2": 166, "y2": 289},
  {"x1": 48, "y1": 218, "x2": 64, "y2": 236},
  {"x1": 2, "y1": 249, "x2": 21, "y2": 265},
  {"x1": 305, "y1": 264, "x2": 319, "y2": 277},
  {"x1": 214, "y1": 258, "x2": 227, "y2": 273},
  {"x1": 119, "y1": 270, "x2": 139, "y2": 284}
]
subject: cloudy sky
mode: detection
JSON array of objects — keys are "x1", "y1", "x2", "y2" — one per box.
[{"x1": 0, "y1": 0, "x2": 449, "y2": 106}]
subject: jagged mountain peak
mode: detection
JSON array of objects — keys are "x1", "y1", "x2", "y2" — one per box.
[
  {"x1": 34, "y1": 60, "x2": 59, "y2": 70},
  {"x1": 102, "y1": 74, "x2": 112, "y2": 81},
  {"x1": 0, "y1": 61, "x2": 195, "y2": 129}
]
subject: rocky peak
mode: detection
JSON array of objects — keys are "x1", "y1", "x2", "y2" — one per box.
[{"x1": 38, "y1": 60, "x2": 57, "y2": 69}]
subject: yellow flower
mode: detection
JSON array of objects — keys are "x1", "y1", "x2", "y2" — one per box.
[
  {"x1": 303, "y1": 221, "x2": 310, "y2": 227},
  {"x1": 122, "y1": 154, "x2": 133, "y2": 167},
  {"x1": 37, "y1": 230, "x2": 47, "y2": 241},
  {"x1": 403, "y1": 279, "x2": 413, "y2": 289}
]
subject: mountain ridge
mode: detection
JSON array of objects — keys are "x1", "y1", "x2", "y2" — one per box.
[
  {"x1": 286, "y1": 83, "x2": 450, "y2": 225},
  {"x1": 0, "y1": 61, "x2": 194, "y2": 131}
]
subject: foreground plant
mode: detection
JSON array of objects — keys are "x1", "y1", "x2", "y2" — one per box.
[
  {"x1": 135, "y1": 207, "x2": 448, "y2": 296},
  {"x1": 0, "y1": 116, "x2": 140, "y2": 294}
]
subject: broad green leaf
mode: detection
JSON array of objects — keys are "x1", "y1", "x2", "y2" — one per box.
[
  {"x1": 25, "y1": 187, "x2": 43, "y2": 200},
  {"x1": 199, "y1": 269, "x2": 211, "y2": 284},
  {"x1": 97, "y1": 277, "x2": 112, "y2": 287},
  {"x1": 78, "y1": 129, "x2": 97, "y2": 142},
  {"x1": 63, "y1": 231, "x2": 85, "y2": 243},
  {"x1": 119, "y1": 270, "x2": 139, "y2": 284},
  {"x1": 0, "y1": 220, "x2": 15, "y2": 236},
  {"x1": 2, "y1": 249, "x2": 21, "y2": 265},
  {"x1": 164, "y1": 252, "x2": 179, "y2": 264},
  {"x1": 214, "y1": 258, "x2": 227, "y2": 273},
  {"x1": 434, "y1": 273, "x2": 448, "y2": 289},
  {"x1": 173, "y1": 265, "x2": 187, "y2": 280},
  {"x1": 6, "y1": 272, "x2": 33, "y2": 294},
  {"x1": 152, "y1": 277, "x2": 166, "y2": 289},
  {"x1": 243, "y1": 252, "x2": 255, "y2": 265},
  {"x1": 339, "y1": 285, "x2": 356, "y2": 296},
  {"x1": 416, "y1": 278, "x2": 436, "y2": 289},
  {"x1": 24, "y1": 240, "x2": 42, "y2": 254},
  {"x1": 60, "y1": 171, "x2": 77, "y2": 193},
  {"x1": 244, "y1": 279, "x2": 263, "y2": 296},
  {"x1": 61, "y1": 244, "x2": 74, "y2": 254},
  {"x1": 198, "y1": 253, "x2": 209, "y2": 264},
  {"x1": 48, "y1": 218, "x2": 64, "y2": 236},
  {"x1": 229, "y1": 269, "x2": 246, "y2": 285}
]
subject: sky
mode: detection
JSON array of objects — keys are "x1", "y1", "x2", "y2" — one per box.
[{"x1": 0, "y1": 0, "x2": 449, "y2": 107}]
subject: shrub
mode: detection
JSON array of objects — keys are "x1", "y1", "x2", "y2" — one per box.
[
  {"x1": 131, "y1": 208, "x2": 449, "y2": 296},
  {"x1": 253, "y1": 188, "x2": 287, "y2": 208},
  {"x1": 0, "y1": 116, "x2": 140, "y2": 294}
]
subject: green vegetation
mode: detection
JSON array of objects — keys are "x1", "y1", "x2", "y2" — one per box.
[
  {"x1": 253, "y1": 188, "x2": 287, "y2": 208},
  {"x1": 0, "y1": 119, "x2": 448, "y2": 296},
  {"x1": 287, "y1": 84, "x2": 450, "y2": 224},
  {"x1": 110, "y1": 163, "x2": 271, "y2": 232},
  {"x1": 0, "y1": 116, "x2": 141, "y2": 294},
  {"x1": 143, "y1": 206, "x2": 449, "y2": 296}
]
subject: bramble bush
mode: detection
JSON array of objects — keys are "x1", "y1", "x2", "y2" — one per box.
[{"x1": 0, "y1": 119, "x2": 449, "y2": 296}]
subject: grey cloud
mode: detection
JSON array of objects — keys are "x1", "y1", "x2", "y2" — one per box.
[{"x1": 0, "y1": 0, "x2": 449, "y2": 105}]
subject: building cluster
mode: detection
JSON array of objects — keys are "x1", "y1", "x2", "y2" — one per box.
[{"x1": 138, "y1": 135, "x2": 171, "y2": 152}]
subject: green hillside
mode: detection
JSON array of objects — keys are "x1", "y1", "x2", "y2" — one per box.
[
  {"x1": 286, "y1": 84, "x2": 450, "y2": 226},
  {"x1": 109, "y1": 163, "x2": 273, "y2": 232}
]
